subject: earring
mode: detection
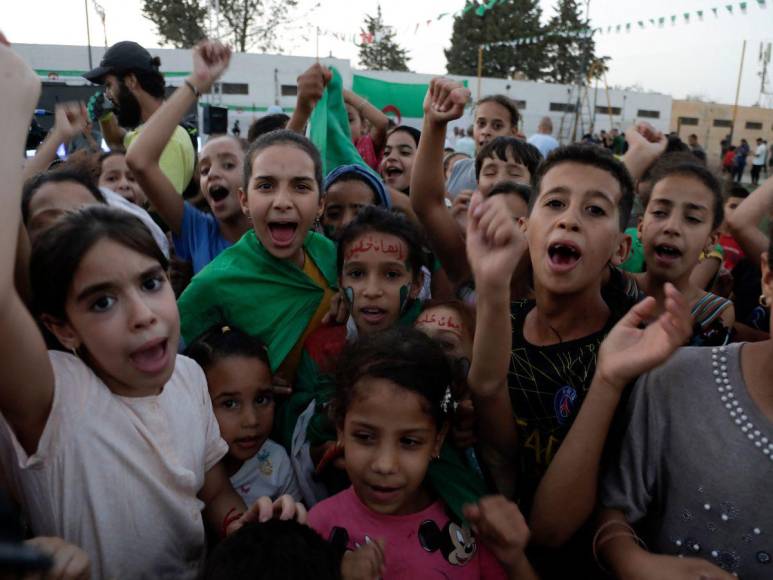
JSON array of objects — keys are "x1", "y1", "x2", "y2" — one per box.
[{"x1": 760, "y1": 294, "x2": 770, "y2": 308}]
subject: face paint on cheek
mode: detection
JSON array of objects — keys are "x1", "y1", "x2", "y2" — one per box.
[{"x1": 344, "y1": 286, "x2": 355, "y2": 310}]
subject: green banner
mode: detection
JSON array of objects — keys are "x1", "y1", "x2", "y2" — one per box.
[{"x1": 352, "y1": 75, "x2": 468, "y2": 119}]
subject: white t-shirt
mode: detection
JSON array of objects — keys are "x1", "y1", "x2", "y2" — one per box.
[
  {"x1": 0, "y1": 352, "x2": 228, "y2": 580},
  {"x1": 230, "y1": 439, "x2": 301, "y2": 505},
  {"x1": 753, "y1": 143, "x2": 767, "y2": 166}
]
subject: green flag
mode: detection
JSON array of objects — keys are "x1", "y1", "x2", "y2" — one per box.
[{"x1": 308, "y1": 67, "x2": 368, "y2": 177}]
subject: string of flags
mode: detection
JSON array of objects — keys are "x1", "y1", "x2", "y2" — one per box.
[
  {"x1": 311, "y1": 0, "x2": 767, "y2": 49},
  {"x1": 482, "y1": 0, "x2": 768, "y2": 48}
]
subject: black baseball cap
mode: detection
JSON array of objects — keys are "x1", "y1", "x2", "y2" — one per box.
[{"x1": 83, "y1": 41, "x2": 159, "y2": 84}]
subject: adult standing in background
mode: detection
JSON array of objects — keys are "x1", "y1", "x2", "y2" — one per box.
[
  {"x1": 84, "y1": 41, "x2": 195, "y2": 194},
  {"x1": 527, "y1": 116, "x2": 559, "y2": 158},
  {"x1": 733, "y1": 138, "x2": 750, "y2": 183},
  {"x1": 751, "y1": 137, "x2": 767, "y2": 185}
]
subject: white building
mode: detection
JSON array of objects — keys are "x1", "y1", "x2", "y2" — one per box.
[{"x1": 15, "y1": 43, "x2": 672, "y2": 141}]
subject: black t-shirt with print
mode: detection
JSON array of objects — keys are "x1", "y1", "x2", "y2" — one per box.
[{"x1": 508, "y1": 281, "x2": 637, "y2": 578}]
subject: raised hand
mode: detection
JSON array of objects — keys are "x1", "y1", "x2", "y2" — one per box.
[
  {"x1": 466, "y1": 191, "x2": 527, "y2": 291},
  {"x1": 190, "y1": 40, "x2": 232, "y2": 95},
  {"x1": 53, "y1": 102, "x2": 89, "y2": 142},
  {"x1": 296, "y1": 63, "x2": 332, "y2": 114},
  {"x1": 340, "y1": 539, "x2": 386, "y2": 580},
  {"x1": 463, "y1": 496, "x2": 531, "y2": 571},
  {"x1": 423, "y1": 77, "x2": 470, "y2": 125},
  {"x1": 0, "y1": 34, "x2": 41, "y2": 129},
  {"x1": 596, "y1": 283, "x2": 692, "y2": 390}
]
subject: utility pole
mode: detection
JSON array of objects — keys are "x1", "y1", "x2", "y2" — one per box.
[
  {"x1": 729, "y1": 40, "x2": 747, "y2": 145},
  {"x1": 84, "y1": 0, "x2": 93, "y2": 70}
]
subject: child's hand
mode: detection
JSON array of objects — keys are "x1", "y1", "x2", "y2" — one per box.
[
  {"x1": 270, "y1": 375, "x2": 293, "y2": 397},
  {"x1": 625, "y1": 122, "x2": 667, "y2": 162},
  {"x1": 296, "y1": 63, "x2": 332, "y2": 114},
  {"x1": 463, "y1": 496, "x2": 530, "y2": 570},
  {"x1": 0, "y1": 35, "x2": 41, "y2": 122},
  {"x1": 596, "y1": 283, "x2": 692, "y2": 390},
  {"x1": 52, "y1": 102, "x2": 89, "y2": 142},
  {"x1": 629, "y1": 553, "x2": 734, "y2": 580},
  {"x1": 322, "y1": 289, "x2": 350, "y2": 325},
  {"x1": 228, "y1": 495, "x2": 307, "y2": 535},
  {"x1": 190, "y1": 39, "x2": 232, "y2": 95},
  {"x1": 466, "y1": 191, "x2": 527, "y2": 292},
  {"x1": 423, "y1": 77, "x2": 470, "y2": 125},
  {"x1": 341, "y1": 539, "x2": 386, "y2": 580},
  {"x1": 24, "y1": 536, "x2": 91, "y2": 580}
]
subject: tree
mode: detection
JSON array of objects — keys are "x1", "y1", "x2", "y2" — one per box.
[
  {"x1": 142, "y1": 0, "x2": 297, "y2": 52},
  {"x1": 542, "y1": 0, "x2": 598, "y2": 85},
  {"x1": 218, "y1": 0, "x2": 298, "y2": 53},
  {"x1": 445, "y1": 0, "x2": 545, "y2": 80},
  {"x1": 141, "y1": 0, "x2": 207, "y2": 49},
  {"x1": 358, "y1": 5, "x2": 410, "y2": 72}
]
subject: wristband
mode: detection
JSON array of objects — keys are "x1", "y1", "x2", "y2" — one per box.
[
  {"x1": 220, "y1": 507, "x2": 243, "y2": 538},
  {"x1": 185, "y1": 79, "x2": 202, "y2": 99}
]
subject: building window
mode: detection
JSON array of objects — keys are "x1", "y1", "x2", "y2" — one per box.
[
  {"x1": 220, "y1": 83, "x2": 249, "y2": 95},
  {"x1": 745, "y1": 121, "x2": 763, "y2": 130},
  {"x1": 549, "y1": 102, "x2": 575, "y2": 112},
  {"x1": 512, "y1": 100, "x2": 526, "y2": 110},
  {"x1": 713, "y1": 119, "x2": 732, "y2": 128},
  {"x1": 637, "y1": 109, "x2": 660, "y2": 119},
  {"x1": 596, "y1": 105, "x2": 621, "y2": 115},
  {"x1": 678, "y1": 116, "x2": 699, "y2": 126},
  {"x1": 281, "y1": 84, "x2": 298, "y2": 96}
]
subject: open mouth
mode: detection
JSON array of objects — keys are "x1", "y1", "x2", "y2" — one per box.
[
  {"x1": 385, "y1": 167, "x2": 403, "y2": 176},
  {"x1": 209, "y1": 185, "x2": 230, "y2": 203},
  {"x1": 267, "y1": 221, "x2": 298, "y2": 248},
  {"x1": 129, "y1": 337, "x2": 169, "y2": 374},
  {"x1": 654, "y1": 244, "x2": 682, "y2": 261},
  {"x1": 359, "y1": 306, "x2": 387, "y2": 324},
  {"x1": 547, "y1": 242, "x2": 582, "y2": 269}
]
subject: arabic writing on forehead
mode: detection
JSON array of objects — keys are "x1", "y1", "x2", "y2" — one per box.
[{"x1": 344, "y1": 234, "x2": 406, "y2": 261}]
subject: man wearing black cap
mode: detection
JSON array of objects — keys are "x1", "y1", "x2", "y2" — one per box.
[{"x1": 84, "y1": 41, "x2": 195, "y2": 194}]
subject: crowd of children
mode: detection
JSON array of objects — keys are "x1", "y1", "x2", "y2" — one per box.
[{"x1": 1, "y1": 33, "x2": 772, "y2": 580}]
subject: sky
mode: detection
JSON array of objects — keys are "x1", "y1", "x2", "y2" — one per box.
[{"x1": 5, "y1": 0, "x2": 773, "y2": 107}]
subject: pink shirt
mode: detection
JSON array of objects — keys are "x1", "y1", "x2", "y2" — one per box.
[{"x1": 309, "y1": 486, "x2": 506, "y2": 579}]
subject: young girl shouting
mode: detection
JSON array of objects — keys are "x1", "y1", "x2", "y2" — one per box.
[{"x1": 0, "y1": 39, "x2": 302, "y2": 580}]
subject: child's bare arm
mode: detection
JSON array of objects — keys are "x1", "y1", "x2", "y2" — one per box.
[
  {"x1": 127, "y1": 40, "x2": 230, "y2": 235},
  {"x1": 23, "y1": 102, "x2": 89, "y2": 181},
  {"x1": 411, "y1": 78, "x2": 472, "y2": 284},
  {"x1": 689, "y1": 254, "x2": 721, "y2": 291},
  {"x1": 530, "y1": 285, "x2": 692, "y2": 547},
  {"x1": 596, "y1": 508, "x2": 734, "y2": 579},
  {"x1": 287, "y1": 64, "x2": 331, "y2": 134},
  {"x1": 466, "y1": 192, "x2": 525, "y2": 459},
  {"x1": 343, "y1": 89, "x2": 389, "y2": 150},
  {"x1": 0, "y1": 38, "x2": 55, "y2": 456},
  {"x1": 726, "y1": 173, "x2": 773, "y2": 264}
]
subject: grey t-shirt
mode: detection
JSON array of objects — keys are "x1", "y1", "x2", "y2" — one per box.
[
  {"x1": 601, "y1": 343, "x2": 773, "y2": 578},
  {"x1": 445, "y1": 158, "x2": 477, "y2": 199}
]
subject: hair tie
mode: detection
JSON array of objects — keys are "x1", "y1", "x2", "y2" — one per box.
[{"x1": 221, "y1": 325, "x2": 231, "y2": 334}]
